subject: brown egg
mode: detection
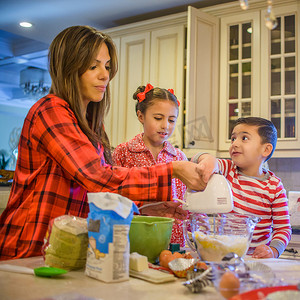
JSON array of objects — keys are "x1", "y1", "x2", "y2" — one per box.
[
  {"x1": 219, "y1": 271, "x2": 240, "y2": 299},
  {"x1": 159, "y1": 250, "x2": 173, "y2": 268},
  {"x1": 172, "y1": 252, "x2": 183, "y2": 259},
  {"x1": 159, "y1": 251, "x2": 184, "y2": 268}
]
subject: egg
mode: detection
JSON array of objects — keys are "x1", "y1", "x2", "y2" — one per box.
[
  {"x1": 159, "y1": 250, "x2": 183, "y2": 268},
  {"x1": 172, "y1": 252, "x2": 183, "y2": 259},
  {"x1": 218, "y1": 271, "x2": 240, "y2": 299},
  {"x1": 159, "y1": 250, "x2": 173, "y2": 268}
]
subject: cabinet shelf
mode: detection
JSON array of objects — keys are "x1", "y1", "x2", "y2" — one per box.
[
  {"x1": 285, "y1": 113, "x2": 296, "y2": 117},
  {"x1": 271, "y1": 67, "x2": 295, "y2": 73},
  {"x1": 230, "y1": 71, "x2": 251, "y2": 77},
  {"x1": 230, "y1": 42, "x2": 251, "y2": 49},
  {"x1": 271, "y1": 37, "x2": 295, "y2": 43},
  {"x1": 271, "y1": 113, "x2": 295, "y2": 118}
]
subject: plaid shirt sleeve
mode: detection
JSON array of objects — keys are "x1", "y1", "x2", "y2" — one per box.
[
  {"x1": 32, "y1": 96, "x2": 172, "y2": 200},
  {"x1": 0, "y1": 95, "x2": 172, "y2": 260}
]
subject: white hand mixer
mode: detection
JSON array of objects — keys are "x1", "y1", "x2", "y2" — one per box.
[{"x1": 180, "y1": 173, "x2": 233, "y2": 214}]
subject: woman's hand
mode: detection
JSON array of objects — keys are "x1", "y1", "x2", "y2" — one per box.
[
  {"x1": 252, "y1": 245, "x2": 279, "y2": 258},
  {"x1": 172, "y1": 161, "x2": 207, "y2": 191},
  {"x1": 139, "y1": 202, "x2": 188, "y2": 221}
]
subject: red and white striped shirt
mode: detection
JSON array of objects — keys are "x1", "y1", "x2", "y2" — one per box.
[{"x1": 218, "y1": 159, "x2": 291, "y2": 255}]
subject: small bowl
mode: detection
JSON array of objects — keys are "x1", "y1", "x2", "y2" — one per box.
[
  {"x1": 211, "y1": 261, "x2": 275, "y2": 298},
  {"x1": 129, "y1": 215, "x2": 174, "y2": 263},
  {"x1": 168, "y1": 258, "x2": 196, "y2": 278}
]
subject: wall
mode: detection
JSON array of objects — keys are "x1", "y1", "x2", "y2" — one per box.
[
  {"x1": 0, "y1": 102, "x2": 31, "y2": 170},
  {"x1": 268, "y1": 158, "x2": 300, "y2": 196}
]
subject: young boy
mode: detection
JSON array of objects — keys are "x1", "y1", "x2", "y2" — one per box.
[{"x1": 194, "y1": 117, "x2": 291, "y2": 258}]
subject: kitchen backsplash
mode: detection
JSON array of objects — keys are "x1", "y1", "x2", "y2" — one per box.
[{"x1": 268, "y1": 157, "x2": 300, "y2": 194}]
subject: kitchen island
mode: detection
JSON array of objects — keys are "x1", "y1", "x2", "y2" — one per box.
[{"x1": 1, "y1": 256, "x2": 299, "y2": 300}]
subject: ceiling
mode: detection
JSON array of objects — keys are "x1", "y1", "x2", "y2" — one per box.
[{"x1": 0, "y1": 0, "x2": 235, "y2": 107}]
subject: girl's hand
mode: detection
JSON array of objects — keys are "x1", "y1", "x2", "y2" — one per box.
[
  {"x1": 139, "y1": 202, "x2": 188, "y2": 221},
  {"x1": 252, "y1": 245, "x2": 279, "y2": 258}
]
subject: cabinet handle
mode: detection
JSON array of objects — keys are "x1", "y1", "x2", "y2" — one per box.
[{"x1": 189, "y1": 141, "x2": 195, "y2": 146}]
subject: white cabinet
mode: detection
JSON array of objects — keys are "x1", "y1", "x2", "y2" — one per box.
[
  {"x1": 104, "y1": 17, "x2": 185, "y2": 148},
  {"x1": 261, "y1": 3, "x2": 299, "y2": 153},
  {"x1": 118, "y1": 32, "x2": 151, "y2": 145},
  {"x1": 219, "y1": 10, "x2": 261, "y2": 152},
  {"x1": 184, "y1": 7, "x2": 219, "y2": 157},
  {"x1": 105, "y1": 0, "x2": 299, "y2": 158},
  {"x1": 213, "y1": 0, "x2": 299, "y2": 156},
  {"x1": 104, "y1": 10, "x2": 219, "y2": 155}
]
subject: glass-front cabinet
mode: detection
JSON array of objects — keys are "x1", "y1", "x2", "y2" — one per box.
[
  {"x1": 228, "y1": 21, "x2": 253, "y2": 139},
  {"x1": 219, "y1": 11, "x2": 261, "y2": 150},
  {"x1": 269, "y1": 14, "x2": 296, "y2": 140},
  {"x1": 219, "y1": 2, "x2": 299, "y2": 155},
  {"x1": 261, "y1": 4, "x2": 299, "y2": 151}
]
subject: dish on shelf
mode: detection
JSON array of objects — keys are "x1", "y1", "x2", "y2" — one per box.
[{"x1": 271, "y1": 30, "x2": 294, "y2": 39}]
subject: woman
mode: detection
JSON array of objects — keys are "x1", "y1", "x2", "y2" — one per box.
[{"x1": 0, "y1": 26, "x2": 208, "y2": 261}]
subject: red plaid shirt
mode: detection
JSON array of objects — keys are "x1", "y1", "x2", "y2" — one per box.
[{"x1": 0, "y1": 95, "x2": 173, "y2": 260}]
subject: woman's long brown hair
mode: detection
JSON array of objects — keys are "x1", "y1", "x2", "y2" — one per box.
[{"x1": 48, "y1": 25, "x2": 118, "y2": 164}]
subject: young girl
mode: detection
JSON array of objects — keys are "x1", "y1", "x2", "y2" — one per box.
[{"x1": 112, "y1": 84, "x2": 187, "y2": 246}]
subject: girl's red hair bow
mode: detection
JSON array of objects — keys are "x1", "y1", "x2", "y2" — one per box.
[
  {"x1": 168, "y1": 89, "x2": 180, "y2": 106},
  {"x1": 137, "y1": 83, "x2": 154, "y2": 102}
]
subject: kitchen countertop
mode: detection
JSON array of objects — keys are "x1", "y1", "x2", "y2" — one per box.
[
  {"x1": 1, "y1": 256, "x2": 299, "y2": 300},
  {"x1": 0, "y1": 256, "x2": 220, "y2": 300}
]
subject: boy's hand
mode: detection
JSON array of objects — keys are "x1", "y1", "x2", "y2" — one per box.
[
  {"x1": 252, "y1": 245, "x2": 279, "y2": 258},
  {"x1": 196, "y1": 153, "x2": 219, "y2": 183},
  {"x1": 172, "y1": 161, "x2": 207, "y2": 191}
]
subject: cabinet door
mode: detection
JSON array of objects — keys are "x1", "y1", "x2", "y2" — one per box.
[
  {"x1": 150, "y1": 26, "x2": 185, "y2": 148},
  {"x1": 106, "y1": 37, "x2": 120, "y2": 148},
  {"x1": 185, "y1": 6, "x2": 219, "y2": 153},
  {"x1": 219, "y1": 11, "x2": 260, "y2": 152},
  {"x1": 261, "y1": 4, "x2": 299, "y2": 151},
  {"x1": 118, "y1": 32, "x2": 150, "y2": 145}
]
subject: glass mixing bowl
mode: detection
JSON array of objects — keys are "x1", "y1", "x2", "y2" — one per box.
[{"x1": 183, "y1": 213, "x2": 260, "y2": 261}]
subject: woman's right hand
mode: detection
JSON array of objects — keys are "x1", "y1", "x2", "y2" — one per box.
[{"x1": 172, "y1": 161, "x2": 207, "y2": 191}]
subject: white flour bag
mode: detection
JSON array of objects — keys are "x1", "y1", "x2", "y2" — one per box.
[{"x1": 85, "y1": 192, "x2": 139, "y2": 282}]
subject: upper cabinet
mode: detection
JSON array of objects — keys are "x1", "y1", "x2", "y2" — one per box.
[
  {"x1": 261, "y1": 4, "x2": 299, "y2": 153},
  {"x1": 184, "y1": 7, "x2": 219, "y2": 157},
  {"x1": 215, "y1": 0, "x2": 299, "y2": 156},
  {"x1": 104, "y1": 16, "x2": 185, "y2": 149},
  {"x1": 104, "y1": 9, "x2": 219, "y2": 155},
  {"x1": 104, "y1": 0, "x2": 299, "y2": 158}
]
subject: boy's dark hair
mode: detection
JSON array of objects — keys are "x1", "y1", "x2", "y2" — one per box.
[{"x1": 233, "y1": 117, "x2": 277, "y2": 162}]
